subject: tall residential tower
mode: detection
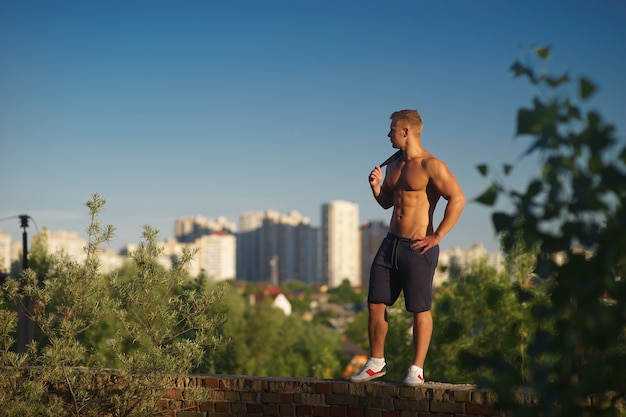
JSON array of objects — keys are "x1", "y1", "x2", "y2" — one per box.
[{"x1": 320, "y1": 200, "x2": 360, "y2": 288}]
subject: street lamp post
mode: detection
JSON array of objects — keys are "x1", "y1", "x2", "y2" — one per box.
[{"x1": 17, "y1": 215, "x2": 34, "y2": 353}]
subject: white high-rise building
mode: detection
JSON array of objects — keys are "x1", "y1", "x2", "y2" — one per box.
[
  {"x1": 37, "y1": 229, "x2": 87, "y2": 264},
  {"x1": 196, "y1": 232, "x2": 236, "y2": 281},
  {"x1": 321, "y1": 200, "x2": 360, "y2": 288},
  {"x1": 0, "y1": 231, "x2": 11, "y2": 273}
]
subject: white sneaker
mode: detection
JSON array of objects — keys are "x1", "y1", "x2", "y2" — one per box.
[
  {"x1": 350, "y1": 359, "x2": 387, "y2": 383},
  {"x1": 403, "y1": 365, "x2": 425, "y2": 386}
]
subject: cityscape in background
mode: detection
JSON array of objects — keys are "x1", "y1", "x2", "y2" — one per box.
[{"x1": 0, "y1": 200, "x2": 504, "y2": 288}]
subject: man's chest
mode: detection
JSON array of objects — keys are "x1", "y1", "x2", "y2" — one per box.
[{"x1": 386, "y1": 162, "x2": 430, "y2": 192}]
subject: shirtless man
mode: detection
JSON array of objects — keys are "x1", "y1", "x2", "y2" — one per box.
[{"x1": 351, "y1": 109, "x2": 465, "y2": 385}]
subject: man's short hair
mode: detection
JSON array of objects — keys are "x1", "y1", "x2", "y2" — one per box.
[{"x1": 390, "y1": 109, "x2": 423, "y2": 134}]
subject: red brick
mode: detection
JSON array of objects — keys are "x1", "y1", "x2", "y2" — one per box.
[
  {"x1": 327, "y1": 393, "x2": 359, "y2": 406},
  {"x1": 199, "y1": 401, "x2": 214, "y2": 412},
  {"x1": 201, "y1": 377, "x2": 220, "y2": 388},
  {"x1": 313, "y1": 405, "x2": 330, "y2": 416},
  {"x1": 280, "y1": 393, "x2": 294, "y2": 403},
  {"x1": 263, "y1": 404, "x2": 280, "y2": 416},
  {"x1": 347, "y1": 407, "x2": 365, "y2": 417},
  {"x1": 262, "y1": 392, "x2": 282, "y2": 404},
  {"x1": 466, "y1": 402, "x2": 499, "y2": 416},
  {"x1": 330, "y1": 405, "x2": 348, "y2": 417},
  {"x1": 214, "y1": 401, "x2": 230, "y2": 412},
  {"x1": 317, "y1": 382, "x2": 334, "y2": 393},
  {"x1": 297, "y1": 404, "x2": 314, "y2": 415},
  {"x1": 231, "y1": 402, "x2": 247, "y2": 413},
  {"x1": 162, "y1": 388, "x2": 183, "y2": 400},
  {"x1": 176, "y1": 412, "x2": 206, "y2": 417},
  {"x1": 247, "y1": 403, "x2": 263, "y2": 414},
  {"x1": 394, "y1": 398, "x2": 429, "y2": 412},
  {"x1": 430, "y1": 400, "x2": 464, "y2": 414}
]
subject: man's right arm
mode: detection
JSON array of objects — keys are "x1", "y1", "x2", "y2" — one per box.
[
  {"x1": 369, "y1": 165, "x2": 393, "y2": 209},
  {"x1": 373, "y1": 185, "x2": 393, "y2": 209}
]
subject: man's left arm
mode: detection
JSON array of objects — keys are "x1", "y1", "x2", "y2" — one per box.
[{"x1": 416, "y1": 159, "x2": 466, "y2": 253}]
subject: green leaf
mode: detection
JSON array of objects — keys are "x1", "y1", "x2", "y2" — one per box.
[
  {"x1": 565, "y1": 101, "x2": 581, "y2": 121},
  {"x1": 476, "y1": 164, "x2": 489, "y2": 176},
  {"x1": 580, "y1": 77, "x2": 596, "y2": 100},
  {"x1": 510, "y1": 61, "x2": 526, "y2": 77},
  {"x1": 503, "y1": 164, "x2": 513, "y2": 175},
  {"x1": 588, "y1": 155, "x2": 603, "y2": 173},
  {"x1": 535, "y1": 46, "x2": 551, "y2": 60},
  {"x1": 492, "y1": 212, "x2": 515, "y2": 233},
  {"x1": 475, "y1": 184, "x2": 500, "y2": 206},
  {"x1": 619, "y1": 146, "x2": 626, "y2": 165},
  {"x1": 510, "y1": 61, "x2": 537, "y2": 83},
  {"x1": 546, "y1": 72, "x2": 569, "y2": 87},
  {"x1": 526, "y1": 180, "x2": 543, "y2": 198},
  {"x1": 516, "y1": 108, "x2": 536, "y2": 135}
]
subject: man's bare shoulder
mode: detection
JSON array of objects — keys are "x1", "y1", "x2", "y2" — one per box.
[{"x1": 421, "y1": 153, "x2": 447, "y2": 170}]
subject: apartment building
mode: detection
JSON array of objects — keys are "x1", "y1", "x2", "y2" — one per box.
[
  {"x1": 37, "y1": 229, "x2": 87, "y2": 264},
  {"x1": 196, "y1": 232, "x2": 236, "y2": 281},
  {"x1": 174, "y1": 216, "x2": 235, "y2": 243},
  {"x1": 0, "y1": 232, "x2": 11, "y2": 273},
  {"x1": 320, "y1": 200, "x2": 360, "y2": 288},
  {"x1": 359, "y1": 220, "x2": 389, "y2": 288},
  {"x1": 236, "y1": 210, "x2": 317, "y2": 284}
]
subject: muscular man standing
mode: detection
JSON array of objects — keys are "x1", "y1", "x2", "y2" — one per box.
[{"x1": 351, "y1": 109, "x2": 465, "y2": 385}]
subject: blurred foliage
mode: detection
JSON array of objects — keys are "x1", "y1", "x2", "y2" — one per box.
[
  {"x1": 203, "y1": 281, "x2": 345, "y2": 379},
  {"x1": 476, "y1": 47, "x2": 626, "y2": 416},
  {"x1": 429, "y1": 257, "x2": 545, "y2": 385},
  {"x1": 327, "y1": 279, "x2": 366, "y2": 308}
]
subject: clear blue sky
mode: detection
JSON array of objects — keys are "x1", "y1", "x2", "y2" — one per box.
[{"x1": 1, "y1": 0, "x2": 625, "y2": 253}]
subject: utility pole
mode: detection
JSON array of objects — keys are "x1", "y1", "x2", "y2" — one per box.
[
  {"x1": 270, "y1": 255, "x2": 279, "y2": 286},
  {"x1": 17, "y1": 215, "x2": 34, "y2": 353}
]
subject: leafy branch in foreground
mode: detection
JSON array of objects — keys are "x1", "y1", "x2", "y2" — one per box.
[{"x1": 476, "y1": 47, "x2": 626, "y2": 417}]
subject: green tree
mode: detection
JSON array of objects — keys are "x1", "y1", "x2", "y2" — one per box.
[
  {"x1": 211, "y1": 291, "x2": 345, "y2": 378},
  {"x1": 343, "y1": 309, "x2": 369, "y2": 351},
  {"x1": 476, "y1": 47, "x2": 626, "y2": 416},
  {"x1": 327, "y1": 279, "x2": 366, "y2": 308},
  {"x1": 280, "y1": 279, "x2": 315, "y2": 314},
  {"x1": 428, "y1": 256, "x2": 548, "y2": 385}
]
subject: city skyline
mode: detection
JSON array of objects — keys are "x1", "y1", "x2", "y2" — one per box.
[
  {"x1": 2, "y1": 1, "x2": 624, "y2": 254},
  {"x1": 0, "y1": 204, "x2": 504, "y2": 288},
  {"x1": 0, "y1": 199, "x2": 504, "y2": 255}
]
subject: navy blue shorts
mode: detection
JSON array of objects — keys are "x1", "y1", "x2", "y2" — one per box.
[{"x1": 368, "y1": 232, "x2": 439, "y2": 313}]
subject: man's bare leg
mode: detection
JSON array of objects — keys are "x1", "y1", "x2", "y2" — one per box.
[
  {"x1": 402, "y1": 310, "x2": 433, "y2": 386},
  {"x1": 350, "y1": 302, "x2": 389, "y2": 382},
  {"x1": 412, "y1": 310, "x2": 432, "y2": 367},
  {"x1": 368, "y1": 302, "x2": 388, "y2": 358}
]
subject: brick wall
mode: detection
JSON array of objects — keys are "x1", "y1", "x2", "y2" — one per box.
[{"x1": 159, "y1": 375, "x2": 502, "y2": 417}]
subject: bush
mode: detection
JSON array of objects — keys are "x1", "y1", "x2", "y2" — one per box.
[{"x1": 0, "y1": 194, "x2": 227, "y2": 417}]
